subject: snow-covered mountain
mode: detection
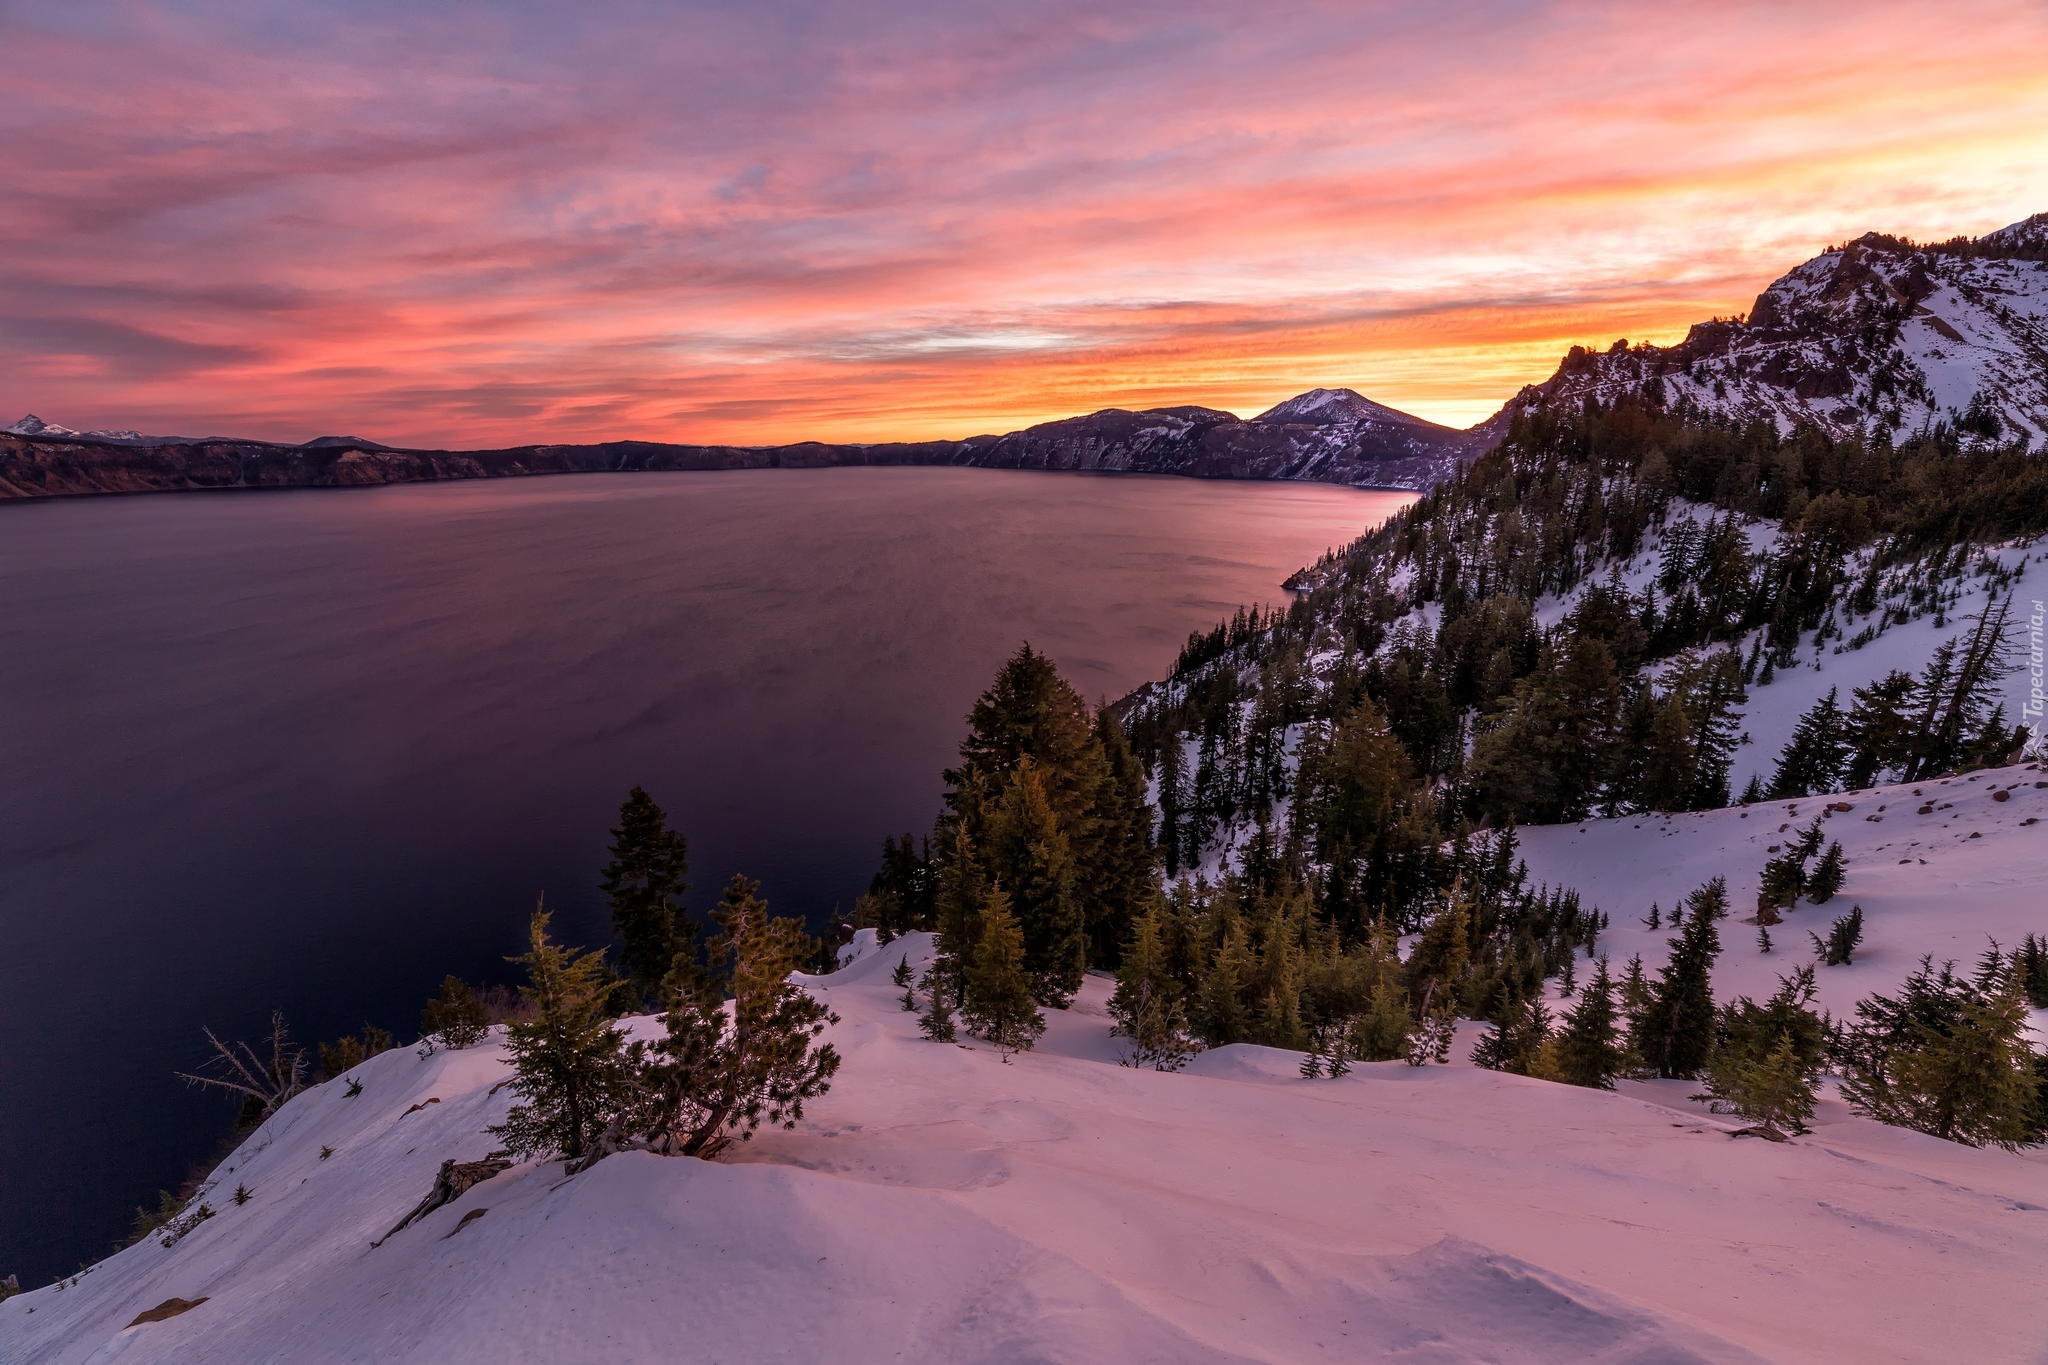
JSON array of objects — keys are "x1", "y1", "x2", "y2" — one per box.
[
  {"x1": 960, "y1": 387, "x2": 1482, "y2": 490},
  {"x1": 1491, "y1": 213, "x2": 2048, "y2": 448},
  {"x1": 3, "y1": 414, "x2": 166, "y2": 445}
]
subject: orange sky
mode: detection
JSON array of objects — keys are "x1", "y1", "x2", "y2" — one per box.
[{"x1": 3, "y1": 0, "x2": 2046, "y2": 447}]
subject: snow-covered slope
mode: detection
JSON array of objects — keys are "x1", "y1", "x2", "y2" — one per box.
[
  {"x1": 9, "y1": 901, "x2": 2048, "y2": 1363},
  {"x1": 1490, "y1": 214, "x2": 2048, "y2": 448},
  {"x1": 1519, "y1": 761, "x2": 2048, "y2": 1026}
]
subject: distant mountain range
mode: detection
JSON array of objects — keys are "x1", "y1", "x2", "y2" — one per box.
[{"x1": 4, "y1": 213, "x2": 2042, "y2": 501}]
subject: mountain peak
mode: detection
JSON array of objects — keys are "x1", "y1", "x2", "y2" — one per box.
[
  {"x1": 6, "y1": 414, "x2": 151, "y2": 442},
  {"x1": 1253, "y1": 387, "x2": 1444, "y2": 430},
  {"x1": 1491, "y1": 211, "x2": 2048, "y2": 449}
]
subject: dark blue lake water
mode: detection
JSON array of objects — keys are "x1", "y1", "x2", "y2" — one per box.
[{"x1": 0, "y1": 467, "x2": 1408, "y2": 1284}]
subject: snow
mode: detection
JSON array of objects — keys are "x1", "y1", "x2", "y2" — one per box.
[{"x1": 10, "y1": 902, "x2": 2048, "y2": 1361}]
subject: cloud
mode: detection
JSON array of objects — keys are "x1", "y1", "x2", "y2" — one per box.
[{"x1": 0, "y1": 0, "x2": 2044, "y2": 445}]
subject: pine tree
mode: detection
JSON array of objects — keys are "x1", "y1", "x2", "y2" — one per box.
[
  {"x1": 1555, "y1": 959, "x2": 1624, "y2": 1089},
  {"x1": 891, "y1": 956, "x2": 914, "y2": 989},
  {"x1": 1108, "y1": 901, "x2": 1199, "y2": 1071},
  {"x1": 987, "y1": 760, "x2": 1087, "y2": 1007},
  {"x1": 1638, "y1": 878, "x2": 1727, "y2": 1078},
  {"x1": 917, "y1": 966, "x2": 957, "y2": 1042},
  {"x1": 1700, "y1": 966, "x2": 1825, "y2": 1134},
  {"x1": 1194, "y1": 917, "x2": 1255, "y2": 1047},
  {"x1": 1838, "y1": 956, "x2": 2046, "y2": 1149},
  {"x1": 1405, "y1": 887, "x2": 1470, "y2": 1015},
  {"x1": 1757, "y1": 925, "x2": 1773, "y2": 954},
  {"x1": 1768, "y1": 688, "x2": 1850, "y2": 798},
  {"x1": 1471, "y1": 994, "x2": 1551, "y2": 1076},
  {"x1": 1806, "y1": 842, "x2": 1846, "y2": 904},
  {"x1": 600, "y1": 787, "x2": 690, "y2": 1005},
  {"x1": 2016, "y1": 934, "x2": 2048, "y2": 1009},
  {"x1": 1299, "y1": 1041, "x2": 1325, "y2": 1079},
  {"x1": 621, "y1": 876, "x2": 842, "y2": 1162},
  {"x1": 1887, "y1": 985, "x2": 2042, "y2": 1149},
  {"x1": 1810, "y1": 904, "x2": 1864, "y2": 966},
  {"x1": 962, "y1": 883, "x2": 1044, "y2": 1056},
  {"x1": 490, "y1": 902, "x2": 635, "y2": 1163},
  {"x1": 420, "y1": 976, "x2": 488, "y2": 1052},
  {"x1": 1087, "y1": 709, "x2": 1160, "y2": 970}
]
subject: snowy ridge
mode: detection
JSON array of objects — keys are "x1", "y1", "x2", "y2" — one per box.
[
  {"x1": 1494, "y1": 214, "x2": 2048, "y2": 448},
  {"x1": 3, "y1": 414, "x2": 159, "y2": 444},
  {"x1": 8, "y1": 909, "x2": 2048, "y2": 1362}
]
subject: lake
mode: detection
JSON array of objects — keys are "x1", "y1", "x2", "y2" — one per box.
[{"x1": 0, "y1": 467, "x2": 1410, "y2": 1284}]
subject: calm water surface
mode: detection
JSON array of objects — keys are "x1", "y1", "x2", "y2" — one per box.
[{"x1": 0, "y1": 467, "x2": 1410, "y2": 1283}]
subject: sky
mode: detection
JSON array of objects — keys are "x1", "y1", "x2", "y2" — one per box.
[{"x1": 2, "y1": 0, "x2": 2046, "y2": 448}]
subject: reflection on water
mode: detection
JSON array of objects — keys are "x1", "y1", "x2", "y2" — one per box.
[{"x1": 0, "y1": 467, "x2": 1410, "y2": 1282}]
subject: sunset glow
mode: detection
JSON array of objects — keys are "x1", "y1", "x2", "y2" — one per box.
[{"x1": 4, "y1": 0, "x2": 2047, "y2": 446}]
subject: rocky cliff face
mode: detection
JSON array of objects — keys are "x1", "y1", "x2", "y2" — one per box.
[
  {"x1": 0, "y1": 387, "x2": 1480, "y2": 501},
  {"x1": 1492, "y1": 213, "x2": 2048, "y2": 447}
]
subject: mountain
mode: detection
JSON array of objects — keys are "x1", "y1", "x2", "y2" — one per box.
[
  {"x1": 1491, "y1": 212, "x2": 2048, "y2": 447},
  {"x1": 959, "y1": 388, "x2": 1480, "y2": 488},
  {"x1": 0, "y1": 388, "x2": 1478, "y2": 501},
  {"x1": 2, "y1": 415, "x2": 180, "y2": 445}
]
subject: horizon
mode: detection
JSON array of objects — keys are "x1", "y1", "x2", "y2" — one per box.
[{"x1": 4, "y1": 1, "x2": 2046, "y2": 449}]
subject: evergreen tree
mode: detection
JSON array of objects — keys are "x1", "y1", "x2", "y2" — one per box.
[
  {"x1": 1555, "y1": 958, "x2": 1624, "y2": 1089},
  {"x1": 1806, "y1": 842, "x2": 1846, "y2": 904},
  {"x1": 917, "y1": 965, "x2": 957, "y2": 1042},
  {"x1": 420, "y1": 976, "x2": 488, "y2": 1052},
  {"x1": 1768, "y1": 688, "x2": 1850, "y2": 798},
  {"x1": 961, "y1": 883, "x2": 1044, "y2": 1056},
  {"x1": 2015, "y1": 933, "x2": 2048, "y2": 1009},
  {"x1": 1087, "y1": 710, "x2": 1160, "y2": 970},
  {"x1": 1345, "y1": 924, "x2": 1416, "y2": 1061},
  {"x1": 600, "y1": 786, "x2": 690, "y2": 1004},
  {"x1": 1194, "y1": 917, "x2": 1255, "y2": 1046},
  {"x1": 891, "y1": 956, "x2": 914, "y2": 989},
  {"x1": 1700, "y1": 966, "x2": 1826, "y2": 1134},
  {"x1": 1405, "y1": 888, "x2": 1471, "y2": 1016},
  {"x1": 1810, "y1": 905, "x2": 1864, "y2": 966},
  {"x1": 621, "y1": 876, "x2": 842, "y2": 1162},
  {"x1": 1837, "y1": 957, "x2": 2047, "y2": 1149},
  {"x1": 1108, "y1": 902, "x2": 1199, "y2": 1071},
  {"x1": 987, "y1": 760, "x2": 1087, "y2": 1007},
  {"x1": 1638, "y1": 878, "x2": 1728, "y2": 1078},
  {"x1": 1471, "y1": 994, "x2": 1552, "y2": 1076},
  {"x1": 491, "y1": 903, "x2": 635, "y2": 1163}
]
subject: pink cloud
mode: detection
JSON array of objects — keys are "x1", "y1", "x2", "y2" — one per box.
[{"x1": 1, "y1": 0, "x2": 2044, "y2": 445}]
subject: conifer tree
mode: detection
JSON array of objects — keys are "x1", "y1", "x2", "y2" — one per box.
[
  {"x1": 1810, "y1": 904, "x2": 1863, "y2": 965},
  {"x1": 1087, "y1": 709, "x2": 1160, "y2": 970},
  {"x1": 1806, "y1": 842, "x2": 1846, "y2": 904},
  {"x1": 1405, "y1": 888, "x2": 1471, "y2": 1015},
  {"x1": 1555, "y1": 958, "x2": 1624, "y2": 1089},
  {"x1": 2016, "y1": 933, "x2": 2048, "y2": 1009},
  {"x1": 420, "y1": 976, "x2": 488, "y2": 1052},
  {"x1": 1108, "y1": 902, "x2": 1199, "y2": 1071},
  {"x1": 1638, "y1": 878, "x2": 1727, "y2": 1078},
  {"x1": 1837, "y1": 956, "x2": 2046, "y2": 1149},
  {"x1": 1471, "y1": 995, "x2": 1552, "y2": 1076},
  {"x1": 1700, "y1": 966, "x2": 1826, "y2": 1134},
  {"x1": 619, "y1": 876, "x2": 842, "y2": 1162},
  {"x1": 892, "y1": 955, "x2": 914, "y2": 989},
  {"x1": 962, "y1": 883, "x2": 1044, "y2": 1056},
  {"x1": 491, "y1": 902, "x2": 635, "y2": 1163},
  {"x1": 988, "y1": 760, "x2": 1087, "y2": 1007},
  {"x1": 600, "y1": 787, "x2": 690, "y2": 1005},
  {"x1": 1768, "y1": 688, "x2": 1850, "y2": 798},
  {"x1": 1194, "y1": 917, "x2": 1256, "y2": 1046},
  {"x1": 917, "y1": 965, "x2": 957, "y2": 1042}
]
